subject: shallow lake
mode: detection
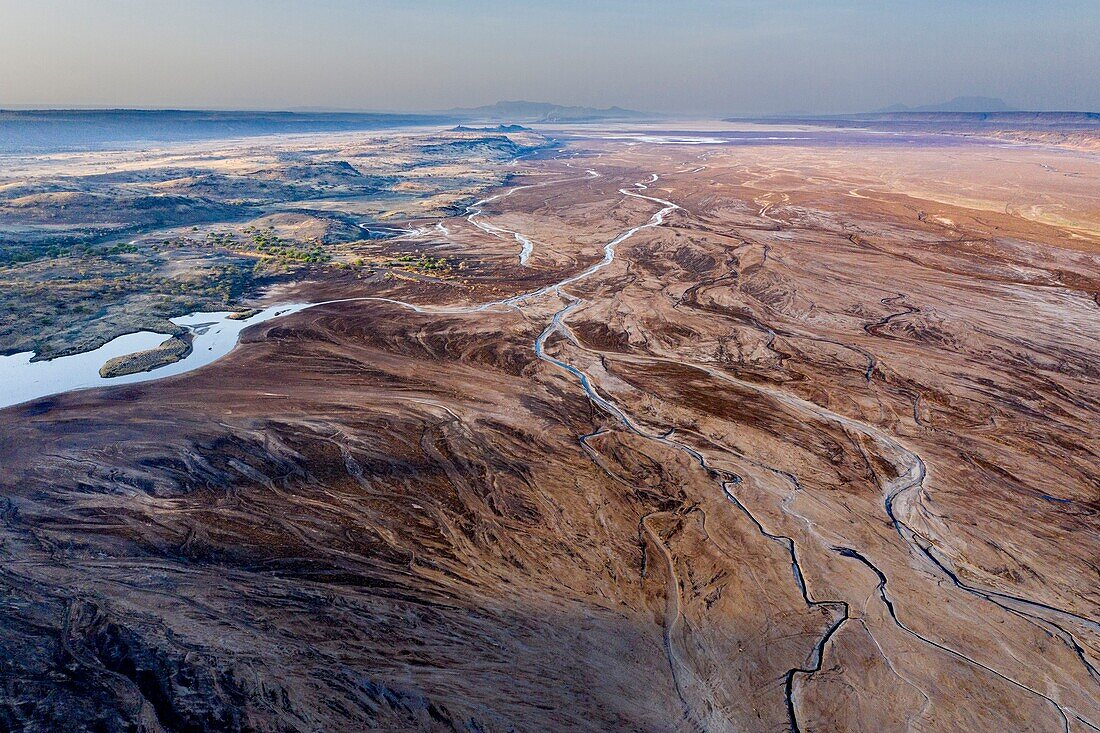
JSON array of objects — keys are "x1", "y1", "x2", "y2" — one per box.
[{"x1": 0, "y1": 303, "x2": 308, "y2": 410}]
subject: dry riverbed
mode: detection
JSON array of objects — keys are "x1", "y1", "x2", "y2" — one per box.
[{"x1": 1, "y1": 125, "x2": 1097, "y2": 732}]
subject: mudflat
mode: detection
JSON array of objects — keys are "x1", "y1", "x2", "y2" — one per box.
[{"x1": 1, "y1": 126, "x2": 1097, "y2": 732}]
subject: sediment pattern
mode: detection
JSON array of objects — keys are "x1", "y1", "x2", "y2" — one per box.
[{"x1": 1, "y1": 137, "x2": 1097, "y2": 732}]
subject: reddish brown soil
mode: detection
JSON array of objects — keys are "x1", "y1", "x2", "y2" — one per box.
[{"x1": 1, "y1": 138, "x2": 1098, "y2": 732}]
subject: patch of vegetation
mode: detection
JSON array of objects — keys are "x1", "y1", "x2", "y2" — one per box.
[
  {"x1": 385, "y1": 253, "x2": 452, "y2": 274},
  {"x1": 204, "y1": 231, "x2": 240, "y2": 248},
  {"x1": 0, "y1": 243, "x2": 79, "y2": 266},
  {"x1": 244, "y1": 226, "x2": 331, "y2": 263},
  {"x1": 104, "y1": 242, "x2": 138, "y2": 255}
]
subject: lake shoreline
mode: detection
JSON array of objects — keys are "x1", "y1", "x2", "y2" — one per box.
[{"x1": 0, "y1": 302, "x2": 309, "y2": 411}]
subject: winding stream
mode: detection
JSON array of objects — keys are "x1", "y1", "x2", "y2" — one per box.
[
  {"x1": 519, "y1": 173, "x2": 1097, "y2": 730},
  {"x1": 2, "y1": 160, "x2": 1096, "y2": 730},
  {"x1": 464, "y1": 168, "x2": 599, "y2": 266},
  {"x1": 0, "y1": 167, "x2": 596, "y2": 411}
]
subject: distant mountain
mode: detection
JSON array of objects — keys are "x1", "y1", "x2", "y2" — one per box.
[
  {"x1": 873, "y1": 96, "x2": 1012, "y2": 113},
  {"x1": 447, "y1": 100, "x2": 650, "y2": 123},
  {"x1": 450, "y1": 124, "x2": 531, "y2": 133}
]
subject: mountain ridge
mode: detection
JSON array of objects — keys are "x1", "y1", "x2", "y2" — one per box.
[{"x1": 446, "y1": 100, "x2": 651, "y2": 123}]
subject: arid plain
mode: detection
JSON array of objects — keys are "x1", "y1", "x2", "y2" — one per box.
[{"x1": 1, "y1": 125, "x2": 1098, "y2": 732}]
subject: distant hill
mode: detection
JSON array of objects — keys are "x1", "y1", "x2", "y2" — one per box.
[
  {"x1": 725, "y1": 110, "x2": 1100, "y2": 149},
  {"x1": 448, "y1": 100, "x2": 650, "y2": 123},
  {"x1": 873, "y1": 96, "x2": 1012, "y2": 113}
]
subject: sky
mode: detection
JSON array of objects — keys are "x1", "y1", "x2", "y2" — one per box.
[{"x1": 0, "y1": 0, "x2": 1097, "y2": 115}]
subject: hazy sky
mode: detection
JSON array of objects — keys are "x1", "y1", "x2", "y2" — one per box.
[{"x1": 1, "y1": 0, "x2": 1096, "y2": 114}]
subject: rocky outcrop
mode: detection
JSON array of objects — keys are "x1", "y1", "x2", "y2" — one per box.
[{"x1": 98, "y1": 333, "x2": 192, "y2": 378}]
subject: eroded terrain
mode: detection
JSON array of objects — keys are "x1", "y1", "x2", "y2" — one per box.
[
  {"x1": 1, "y1": 128, "x2": 1098, "y2": 732},
  {"x1": 0, "y1": 126, "x2": 545, "y2": 358}
]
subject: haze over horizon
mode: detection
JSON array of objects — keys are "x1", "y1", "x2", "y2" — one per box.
[
  {"x1": 1, "y1": 0, "x2": 1097, "y2": 116},
  {"x1": 2, "y1": 1, "x2": 1100, "y2": 731}
]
